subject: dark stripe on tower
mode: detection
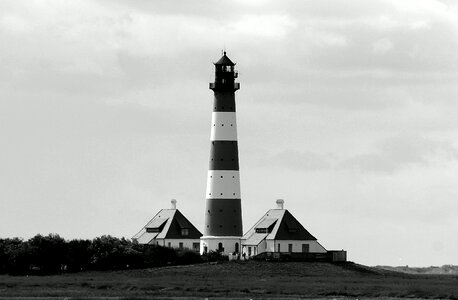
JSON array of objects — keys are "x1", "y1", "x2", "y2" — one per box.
[
  {"x1": 209, "y1": 141, "x2": 239, "y2": 170},
  {"x1": 204, "y1": 198, "x2": 243, "y2": 236},
  {"x1": 213, "y1": 92, "x2": 236, "y2": 112}
]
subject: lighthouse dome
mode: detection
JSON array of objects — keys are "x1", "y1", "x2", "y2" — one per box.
[{"x1": 215, "y1": 52, "x2": 235, "y2": 66}]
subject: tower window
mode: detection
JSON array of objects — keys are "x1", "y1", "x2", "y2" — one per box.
[
  {"x1": 220, "y1": 193, "x2": 223, "y2": 195},
  {"x1": 221, "y1": 176, "x2": 223, "y2": 178},
  {"x1": 233, "y1": 193, "x2": 235, "y2": 195},
  {"x1": 222, "y1": 124, "x2": 224, "y2": 126},
  {"x1": 219, "y1": 209, "x2": 223, "y2": 212}
]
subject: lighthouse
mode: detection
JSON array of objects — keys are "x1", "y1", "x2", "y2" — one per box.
[{"x1": 200, "y1": 52, "x2": 242, "y2": 255}]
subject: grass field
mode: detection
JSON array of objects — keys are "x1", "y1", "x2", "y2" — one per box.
[{"x1": 1, "y1": 261, "x2": 457, "y2": 299}]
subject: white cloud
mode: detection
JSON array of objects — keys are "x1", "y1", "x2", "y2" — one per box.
[
  {"x1": 372, "y1": 38, "x2": 393, "y2": 54},
  {"x1": 0, "y1": 14, "x2": 33, "y2": 34},
  {"x1": 229, "y1": 14, "x2": 297, "y2": 38}
]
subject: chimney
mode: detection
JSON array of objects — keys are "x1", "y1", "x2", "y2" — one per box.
[
  {"x1": 171, "y1": 199, "x2": 177, "y2": 209},
  {"x1": 276, "y1": 199, "x2": 284, "y2": 209}
]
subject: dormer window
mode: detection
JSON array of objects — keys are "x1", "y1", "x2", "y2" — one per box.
[
  {"x1": 181, "y1": 228, "x2": 189, "y2": 236},
  {"x1": 146, "y1": 228, "x2": 160, "y2": 233},
  {"x1": 254, "y1": 219, "x2": 277, "y2": 234},
  {"x1": 255, "y1": 228, "x2": 268, "y2": 233}
]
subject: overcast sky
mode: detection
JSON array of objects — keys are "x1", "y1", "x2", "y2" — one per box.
[{"x1": 1, "y1": 0, "x2": 457, "y2": 267}]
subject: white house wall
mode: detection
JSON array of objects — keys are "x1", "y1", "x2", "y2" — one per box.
[
  {"x1": 152, "y1": 239, "x2": 200, "y2": 251},
  {"x1": 266, "y1": 240, "x2": 275, "y2": 252},
  {"x1": 274, "y1": 240, "x2": 327, "y2": 254},
  {"x1": 242, "y1": 239, "x2": 327, "y2": 257}
]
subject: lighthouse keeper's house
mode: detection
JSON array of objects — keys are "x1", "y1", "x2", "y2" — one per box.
[
  {"x1": 241, "y1": 199, "x2": 327, "y2": 258},
  {"x1": 133, "y1": 200, "x2": 202, "y2": 252}
]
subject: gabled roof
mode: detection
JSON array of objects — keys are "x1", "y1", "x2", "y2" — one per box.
[
  {"x1": 274, "y1": 210, "x2": 316, "y2": 240},
  {"x1": 133, "y1": 209, "x2": 202, "y2": 244},
  {"x1": 256, "y1": 218, "x2": 277, "y2": 229},
  {"x1": 242, "y1": 209, "x2": 317, "y2": 245},
  {"x1": 215, "y1": 52, "x2": 235, "y2": 66},
  {"x1": 162, "y1": 209, "x2": 202, "y2": 239},
  {"x1": 135, "y1": 231, "x2": 159, "y2": 244},
  {"x1": 145, "y1": 216, "x2": 168, "y2": 229}
]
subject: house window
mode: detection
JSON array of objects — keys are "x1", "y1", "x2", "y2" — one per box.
[
  {"x1": 277, "y1": 244, "x2": 281, "y2": 252},
  {"x1": 288, "y1": 244, "x2": 293, "y2": 253},
  {"x1": 168, "y1": 242, "x2": 171, "y2": 248},
  {"x1": 193, "y1": 243, "x2": 200, "y2": 251},
  {"x1": 181, "y1": 228, "x2": 189, "y2": 236},
  {"x1": 235, "y1": 242, "x2": 239, "y2": 253},
  {"x1": 179, "y1": 242, "x2": 183, "y2": 249},
  {"x1": 255, "y1": 228, "x2": 268, "y2": 233},
  {"x1": 302, "y1": 244, "x2": 310, "y2": 253},
  {"x1": 248, "y1": 247, "x2": 251, "y2": 256}
]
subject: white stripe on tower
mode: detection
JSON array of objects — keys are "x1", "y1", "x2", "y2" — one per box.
[
  {"x1": 210, "y1": 112, "x2": 238, "y2": 141},
  {"x1": 206, "y1": 170, "x2": 241, "y2": 199}
]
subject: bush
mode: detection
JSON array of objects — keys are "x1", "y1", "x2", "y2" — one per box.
[
  {"x1": 177, "y1": 249, "x2": 203, "y2": 265},
  {"x1": 66, "y1": 239, "x2": 93, "y2": 272},
  {"x1": 0, "y1": 234, "x2": 203, "y2": 275},
  {"x1": 0, "y1": 238, "x2": 33, "y2": 275},
  {"x1": 28, "y1": 234, "x2": 67, "y2": 274},
  {"x1": 202, "y1": 250, "x2": 227, "y2": 262}
]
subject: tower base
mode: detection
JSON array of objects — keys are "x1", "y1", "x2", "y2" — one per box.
[{"x1": 200, "y1": 236, "x2": 241, "y2": 255}]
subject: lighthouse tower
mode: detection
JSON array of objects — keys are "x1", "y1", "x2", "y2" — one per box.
[{"x1": 200, "y1": 52, "x2": 242, "y2": 255}]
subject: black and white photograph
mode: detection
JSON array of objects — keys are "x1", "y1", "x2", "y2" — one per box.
[{"x1": 0, "y1": 0, "x2": 457, "y2": 298}]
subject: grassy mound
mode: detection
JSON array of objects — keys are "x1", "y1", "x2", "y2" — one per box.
[{"x1": 1, "y1": 261, "x2": 457, "y2": 299}]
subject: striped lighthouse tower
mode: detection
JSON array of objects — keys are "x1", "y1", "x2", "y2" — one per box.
[{"x1": 200, "y1": 52, "x2": 242, "y2": 255}]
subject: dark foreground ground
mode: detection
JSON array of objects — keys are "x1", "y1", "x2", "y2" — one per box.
[{"x1": 0, "y1": 261, "x2": 457, "y2": 299}]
